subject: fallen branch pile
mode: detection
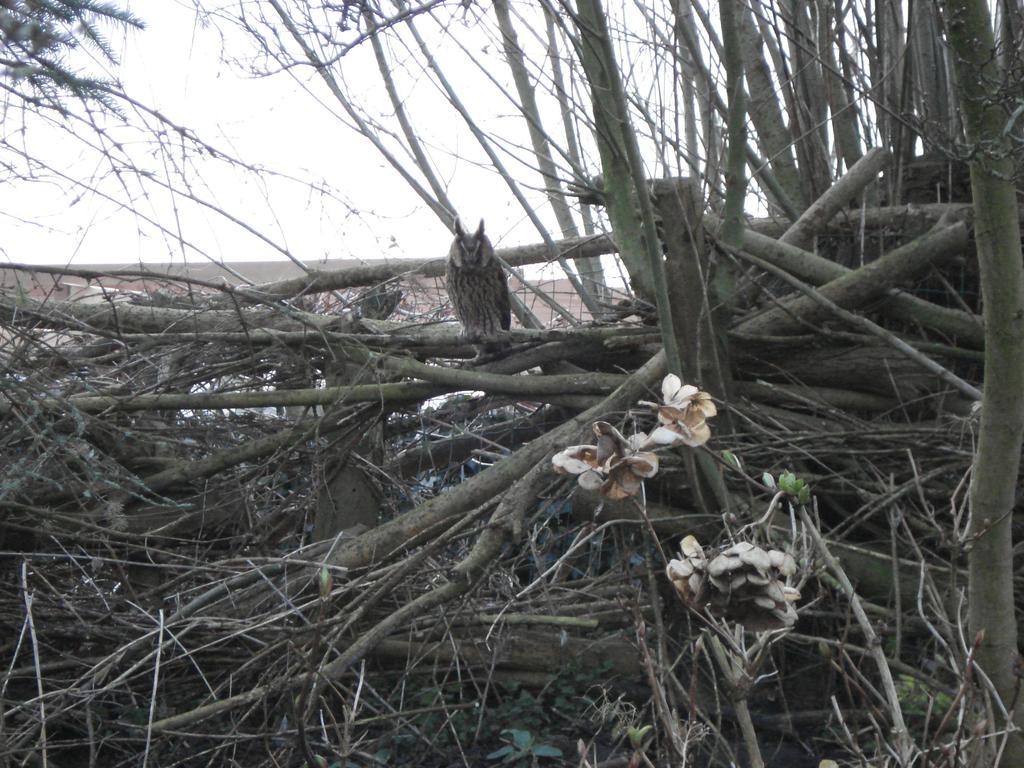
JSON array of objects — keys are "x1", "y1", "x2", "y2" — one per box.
[{"x1": 1, "y1": 161, "x2": 1009, "y2": 767}]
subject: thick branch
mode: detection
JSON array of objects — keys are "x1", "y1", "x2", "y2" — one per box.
[
  {"x1": 941, "y1": 0, "x2": 1024, "y2": 760},
  {"x1": 780, "y1": 147, "x2": 892, "y2": 250},
  {"x1": 724, "y1": 243, "x2": 982, "y2": 400},
  {"x1": 706, "y1": 214, "x2": 985, "y2": 346},
  {"x1": 142, "y1": 406, "x2": 370, "y2": 493},
  {"x1": 735, "y1": 220, "x2": 969, "y2": 337},
  {"x1": 216, "y1": 231, "x2": 612, "y2": 302},
  {"x1": 1, "y1": 292, "x2": 346, "y2": 335},
  {"x1": 25, "y1": 367, "x2": 626, "y2": 415}
]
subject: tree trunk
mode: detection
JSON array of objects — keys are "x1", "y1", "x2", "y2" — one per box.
[
  {"x1": 573, "y1": 0, "x2": 656, "y2": 300},
  {"x1": 940, "y1": 0, "x2": 1024, "y2": 763}
]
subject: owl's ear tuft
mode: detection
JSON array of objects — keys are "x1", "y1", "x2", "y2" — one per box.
[
  {"x1": 475, "y1": 219, "x2": 485, "y2": 239},
  {"x1": 454, "y1": 217, "x2": 465, "y2": 238}
]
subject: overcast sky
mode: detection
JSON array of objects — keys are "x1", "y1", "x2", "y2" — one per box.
[{"x1": 1, "y1": 1, "x2": 569, "y2": 275}]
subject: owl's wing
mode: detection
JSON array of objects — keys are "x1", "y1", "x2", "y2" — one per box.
[
  {"x1": 493, "y1": 263, "x2": 511, "y2": 331},
  {"x1": 445, "y1": 262, "x2": 462, "y2": 306}
]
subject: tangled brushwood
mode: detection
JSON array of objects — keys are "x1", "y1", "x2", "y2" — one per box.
[{"x1": 2, "y1": 18, "x2": 1014, "y2": 757}]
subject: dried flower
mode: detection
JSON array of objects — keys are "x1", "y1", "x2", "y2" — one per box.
[
  {"x1": 552, "y1": 377, "x2": 717, "y2": 498},
  {"x1": 602, "y1": 450, "x2": 659, "y2": 499},
  {"x1": 665, "y1": 534, "x2": 707, "y2": 603},
  {"x1": 660, "y1": 374, "x2": 717, "y2": 421},
  {"x1": 666, "y1": 536, "x2": 801, "y2": 631},
  {"x1": 551, "y1": 444, "x2": 605, "y2": 490},
  {"x1": 643, "y1": 374, "x2": 717, "y2": 448},
  {"x1": 552, "y1": 421, "x2": 659, "y2": 500},
  {"x1": 648, "y1": 407, "x2": 712, "y2": 447}
]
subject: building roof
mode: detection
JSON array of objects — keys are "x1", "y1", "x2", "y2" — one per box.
[{"x1": 1, "y1": 259, "x2": 606, "y2": 325}]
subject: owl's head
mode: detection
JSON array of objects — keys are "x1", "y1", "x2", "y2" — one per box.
[{"x1": 449, "y1": 217, "x2": 493, "y2": 269}]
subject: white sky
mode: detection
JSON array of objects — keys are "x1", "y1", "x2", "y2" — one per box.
[{"x1": 1, "y1": 1, "x2": 568, "y2": 273}]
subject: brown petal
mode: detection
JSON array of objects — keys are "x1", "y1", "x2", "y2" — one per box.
[
  {"x1": 693, "y1": 393, "x2": 718, "y2": 418},
  {"x1": 780, "y1": 554, "x2": 798, "y2": 577},
  {"x1": 708, "y1": 554, "x2": 743, "y2": 577},
  {"x1": 603, "y1": 470, "x2": 642, "y2": 499},
  {"x1": 661, "y1": 373, "x2": 683, "y2": 404},
  {"x1": 595, "y1": 433, "x2": 620, "y2": 465},
  {"x1": 724, "y1": 541, "x2": 755, "y2": 555},
  {"x1": 577, "y1": 470, "x2": 605, "y2": 491},
  {"x1": 686, "y1": 421, "x2": 711, "y2": 446},
  {"x1": 658, "y1": 405, "x2": 689, "y2": 424},
  {"x1": 688, "y1": 573, "x2": 704, "y2": 597},
  {"x1": 593, "y1": 420, "x2": 629, "y2": 448},
  {"x1": 623, "y1": 452, "x2": 659, "y2": 478},
  {"x1": 669, "y1": 578, "x2": 689, "y2": 599},
  {"x1": 656, "y1": 414, "x2": 711, "y2": 447},
  {"x1": 764, "y1": 581, "x2": 786, "y2": 602},
  {"x1": 709, "y1": 574, "x2": 732, "y2": 592},
  {"x1": 668, "y1": 383, "x2": 700, "y2": 407},
  {"x1": 552, "y1": 445, "x2": 600, "y2": 475},
  {"x1": 745, "y1": 571, "x2": 771, "y2": 586},
  {"x1": 649, "y1": 425, "x2": 685, "y2": 446},
  {"x1": 628, "y1": 432, "x2": 655, "y2": 452},
  {"x1": 680, "y1": 535, "x2": 703, "y2": 559},
  {"x1": 739, "y1": 546, "x2": 772, "y2": 572},
  {"x1": 667, "y1": 559, "x2": 694, "y2": 579}
]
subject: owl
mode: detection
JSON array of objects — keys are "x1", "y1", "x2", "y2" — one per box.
[{"x1": 446, "y1": 218, "x2": 511, "y2": 352}]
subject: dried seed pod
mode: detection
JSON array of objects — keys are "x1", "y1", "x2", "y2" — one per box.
[
  {"x1": 680, "y1": 535, "x2": 703, "y2": 560},
  {"x1": 665, "y1": 536, "x2": 803, "y2": 631},
  {"x1": 738, "y1": 547, "x2": 772, "y2": 573}
]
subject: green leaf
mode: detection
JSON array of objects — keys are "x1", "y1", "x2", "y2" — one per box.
[
  {"x1": 318, "y1": 566, "x2": 332, "y2": 599},
  {"x1": 762, "y1": 472, "x2": 776, "y2": 489},
  {"x1": 532, "y1": 744, "x2": 564, "y2": 758},
  {"x1": 486, "y1": 746, "x2": 515, "y2": 760},
  {"x1": 508, "y1": 729, "x2": 533, "y2": 750},
  {"x1": 627, "y1": 724, "x2": 653, "y2": 748},
  {"x1": 777, "y1": 471, "x2": 810, "y2": 502},
  {"x1": 721, "y1": 449, "x2": 742, "y2": 470}
]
